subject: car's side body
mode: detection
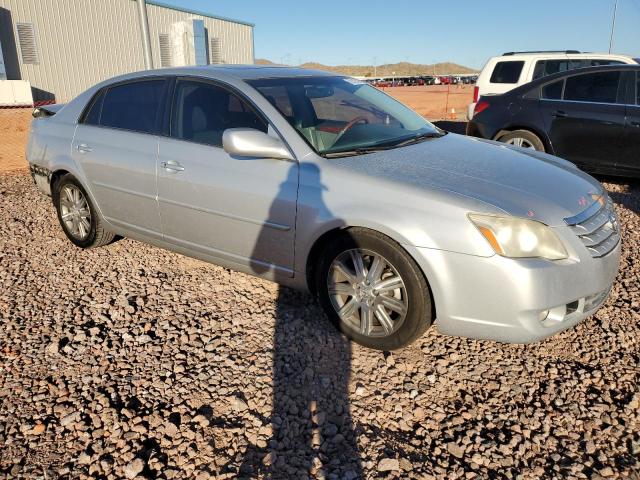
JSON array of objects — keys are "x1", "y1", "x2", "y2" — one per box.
[
  {"x1": 467, "y1": 51, "x2": 638, "y2": 120},
  {"x1": 27, "y1": 66, "x2": 620, "y2": 345},
  {"x1": 467, "y1": 65, "x2": 640, "y2": 178}
]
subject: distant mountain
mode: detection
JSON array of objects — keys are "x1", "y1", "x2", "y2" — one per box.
[{"x1": 255, "y1": 59, "x2": 478, "y2": 76}]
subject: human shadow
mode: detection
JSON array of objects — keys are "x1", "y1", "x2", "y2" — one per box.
[{"x1": 239, "y1": 163, "x2": 363, "y2": 479}]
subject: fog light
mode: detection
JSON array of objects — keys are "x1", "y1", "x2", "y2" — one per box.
[{"x1": 538, "y1": 310, "x2": 549, "y2": 322}]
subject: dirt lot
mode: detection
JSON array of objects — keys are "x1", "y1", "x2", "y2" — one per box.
[
  {"x1": 384, "y1": 85, "x2": 473, "y2": 120},
  {"x1": 0, "y1": 108, "x2": 32, "y2": 173},
  {"x1": 1, "y1": 93, "x2": 639, "y2": 479}
]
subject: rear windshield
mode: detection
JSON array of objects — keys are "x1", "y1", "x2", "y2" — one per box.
[{"x1": 490, "y1": 61, "x2": 524, "y2": 84}]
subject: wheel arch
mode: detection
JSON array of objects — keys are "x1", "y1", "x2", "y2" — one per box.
[
  {"x1": 492, "y1": 125, "x2": 553, "y2": 153},
  {"x1": 303, "y1": 224, "x2": 437, "y2": 321}
]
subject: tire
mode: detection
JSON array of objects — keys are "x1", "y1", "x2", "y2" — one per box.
[
  {"x1": 315, "y1": 228, "x2": 433, "y2": 350},
  {"x1": 53, "y1": 174, "x2": 115, "y2": 249},
  {"x1": 497, "y1": 130, "x2": 545, "y2": 152}
]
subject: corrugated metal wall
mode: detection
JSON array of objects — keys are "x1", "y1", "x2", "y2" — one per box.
[{"x1": 0, "y1": 0, "x2": 254, "y2": 102}]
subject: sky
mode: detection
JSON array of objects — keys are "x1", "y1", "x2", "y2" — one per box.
[{"x1": 161, "y1": 0, "x2": 640, "y2": 69}]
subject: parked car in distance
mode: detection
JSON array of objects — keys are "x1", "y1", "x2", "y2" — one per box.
[
  {"x1": 467, "y1": 50, "x2": 638, "y2": 119},
  {"x1": 27, "y1": 66, "x2": 620, "y2": 350},
  {"x1": 467, "y1": 65, "x2": 640, "y2": 178}
]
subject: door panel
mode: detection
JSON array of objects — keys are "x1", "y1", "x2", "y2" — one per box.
[
  {"x1": 622, "y1": 104, "x2": 640, "y2": 174},
  {"x1": 540, "y1": 100, "x2": 626, "y2": 170},
  {"x1": 157, "y1": 138, "x2": 298, "y2": 276},
  {"x1": 72, "y1": 125, "x2": 161, "y2": 236},
  {"x1": 157, "y1": 77, "x2": 298, "y2": 277}
]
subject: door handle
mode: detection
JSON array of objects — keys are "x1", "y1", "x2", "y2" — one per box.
[
  {"x1": 552, "y1": 110, "x2": 568, "y2": 118},
  {"x1": 161, "y1": 160, "x2": 185, "y2": 173},
  {"x1": 76, "y1": 143, "x2": 92, "y2": 153}
]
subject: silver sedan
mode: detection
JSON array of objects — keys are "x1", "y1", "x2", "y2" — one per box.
[{"x1": 26, "y1": 66, "x2": 621, "y2": 350}]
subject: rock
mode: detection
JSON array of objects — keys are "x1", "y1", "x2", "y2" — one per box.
[
  {"x1": 447, "y1": 443, "x2": 465, "y2": 459},
  {"x1": 124, "y1": 458, "x2": 144, "y2": 479},
  {"x1": 378, "y1": 458, "x2": 400, "y2": 472}
]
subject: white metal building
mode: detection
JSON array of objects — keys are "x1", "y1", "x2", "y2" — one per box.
[{"x1": 0, "y1": 0, "x2": 255, "y2": 103}]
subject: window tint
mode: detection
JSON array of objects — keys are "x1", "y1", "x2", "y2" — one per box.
[
  {"x1": 490, "y1": 61, "x2": 524, "y2": 84},
  {"x1": 533, "y1": 59, "x2": 626, "y2": 80},
  {"x1": 542, "y1": 79, "x2": 564, "y2": 100},
  {"x1": 83, "y1": 90, "x2": 104, "y2": 126},
  {"x1": 564, "y1": 71, "x2": 622, "y2": 104},
  {"x1": 100, "y1": 80, "x2": 166, "y2": 133},
  {"x1": 171, "y1": 80, "x2": 267, "y2": 147}
]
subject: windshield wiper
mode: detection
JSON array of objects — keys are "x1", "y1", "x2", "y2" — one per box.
[
  {"x1": 323, "y1": 131, "x2": 446, "y2": 158},
  {"x1": 390, "y1": 131, "x2": 446, "y2": 147}
]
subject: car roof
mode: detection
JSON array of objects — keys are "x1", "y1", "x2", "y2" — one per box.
[
  {"x1": 507, "y1": 64, "x2": 640, "y2": 96},
  {"x1": 98, "y1": 65, "x2": 340, "y2": 87},
  {"x1": 493, "y1": 52, "x2": 635, "y2": 61}
]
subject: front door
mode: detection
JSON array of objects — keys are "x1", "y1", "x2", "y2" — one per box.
[
  {"x1": 539, "y1": 70, "x2": 626, "y2": 173},
  {"x1": 157, "y1": 78, "x2": 298, "y2": 278},
  {"x1": 71, "y1": 79, "x2": 168, "y2": 237}
]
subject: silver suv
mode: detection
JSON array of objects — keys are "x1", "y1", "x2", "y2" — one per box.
[{"x1": 27, "y1": 66, "x2": 620, "y2": 350}]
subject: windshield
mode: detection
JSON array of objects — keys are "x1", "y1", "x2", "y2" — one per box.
[{"x1": 247, "y1": 76, "x2": 441, "y2": 156}]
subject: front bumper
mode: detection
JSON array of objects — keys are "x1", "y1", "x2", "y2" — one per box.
[{"x1": 406, "y1": 238, "x2": 621, "y2": 343}]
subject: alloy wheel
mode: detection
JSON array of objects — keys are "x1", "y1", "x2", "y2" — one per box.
[
  {"x1": 505, "y1": 137, "x2": 536, "y2": 149},
  {"x1": 327, "y1": 249, "x2": 408, "y2": 338},
  {"x1": 59, "y1": 185, "x2": 91, "y2": 240}
]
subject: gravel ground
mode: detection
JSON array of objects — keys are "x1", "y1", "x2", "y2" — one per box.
[{"x1": 0, "y1": 172, "x2": 639, "y2": 480}]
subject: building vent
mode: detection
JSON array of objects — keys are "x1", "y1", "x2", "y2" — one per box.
[
  {"x1": 159, "y1": 34, "x2": 172, "y2": 67},
  {"x1": 210, "y1": 38, "x2": 221, "y2": 64},
  {"x1": 16, "y1": 23, "x2": 38, "y2": 64}
]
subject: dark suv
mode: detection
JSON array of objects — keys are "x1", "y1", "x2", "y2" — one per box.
[{"x1": 467, "y1": 65, "x2": 640, "y2": 177}]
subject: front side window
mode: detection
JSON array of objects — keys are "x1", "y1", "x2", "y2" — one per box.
[
  {"x1": 100, "y1": 80, "x2": 166, "y2": 134},
  {"x1": 490, "y1": 61, "x2": 524, "y2": 84},
  {"x1": 248, "y1": 76, "x2": 440, "y2": 156},
  {"x1": 171, "y1": 80, "x2": 267, "y2": 147},
  {"x1": 564, "y1": 71, "x2": 622, "y2": 104}
]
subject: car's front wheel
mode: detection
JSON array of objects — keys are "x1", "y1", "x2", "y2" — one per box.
[
  {"x1": 53, "y1": 174, "x2": 115, "y2": 249},
  {"x1": 315, "y1": 229, "x2": 433, "y2": 350}
]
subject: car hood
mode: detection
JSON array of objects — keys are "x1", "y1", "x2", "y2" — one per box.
[{"x1": 331, "y1": 133, "x2": 603, "y2": 226}]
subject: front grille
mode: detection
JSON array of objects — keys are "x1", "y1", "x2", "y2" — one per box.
[{"x1": 564, "y1": 195, "x2": 620, "y2": 258}]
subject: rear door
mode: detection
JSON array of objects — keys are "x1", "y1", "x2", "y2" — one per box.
[
  {"x1": 621, "y1": 70, "x2": 640, "y2": 173},
  {"x1": 157, "y1": 78, "x2": 298, "y2": 279},
  {"x1": 72, "y1": 78, "x2": 168, "y2": 238},
  {"x1": 539, "y1": 70, "x2": 626, "y2": 172}
]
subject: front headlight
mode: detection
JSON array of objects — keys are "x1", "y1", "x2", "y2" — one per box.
[{"x1": 468, "y1": 213, "x2": 568, "y2": 260}]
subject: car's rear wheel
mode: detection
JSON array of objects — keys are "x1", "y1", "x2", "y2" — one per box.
[
  {"x1": 498, "y1": 130, "x2": 545, "y2": 152},
  {"x1": 315, "y1": 229, "x2": 433, "y2": 350},
  {"x1": 53, "y1": 174, "x2": 115, "y2": 249}
]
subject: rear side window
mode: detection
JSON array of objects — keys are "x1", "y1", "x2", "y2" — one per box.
[
  {"x1": 490, "y1": 61, "x2": 524, "y2": 84},
  {"x1": 171, "y1": 80, "x2": 267, "y2": 147},
  {"x1": 533, "y1": 59, "x2": 626, "y2": 80},
  {"x1": 541, "y1": 79, "x2": 564, "y2": 100},
  {"x1": 100, "y1": 80, "x2": 166, "y2": 134},
  {"x1": 637, "y1": 73, "x2": 640, "y2": 105},
  {"x1": 83, "y1": 90, "x2": 105, "y2": 126},
  {"x1": 564, "y1": 71, "x2": 622, "y2": 104}
]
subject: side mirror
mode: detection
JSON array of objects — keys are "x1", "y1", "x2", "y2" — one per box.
[{"x1": 222, "y1": 128, "x2": 294, "y2": 161}]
